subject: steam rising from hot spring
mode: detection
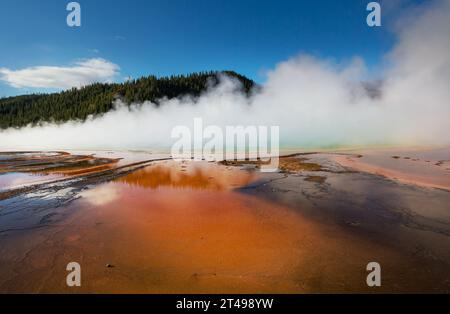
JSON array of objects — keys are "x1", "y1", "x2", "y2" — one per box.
[{"x1": 1, "y1": 0, "x2": 449, "y2": 150}]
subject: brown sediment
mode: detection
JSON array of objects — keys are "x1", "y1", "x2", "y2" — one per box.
[
  {"x1": 279, "y1": 157, "x2": 323, "y2": 172},
  {"x1": 436, "y1": 160, "x2": 450, "y2": 167},
  {"x1": 43, "y1": 161, "x2": 118, "y2": 176},
  {"x1": 219, "y1": 158, "x2": 270, "y2": 167},
  {"x1": 219, "y1": 156, "x2": 323, "y2": 173},
  {"x1": 334, "y1": 154, "x2": 450, "y2": 190},
  {"x1": 0, "y1": 151, "x2": 120, "y2": 175},
  {"x1": 304, "y1": 175, "x2": 327, "y2": 184},
  {"x1": 0, "y1": 152, "x2": 171, "y2": 200}
]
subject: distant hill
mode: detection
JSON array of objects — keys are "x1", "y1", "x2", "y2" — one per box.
[{"x1": 0, "y1": 71, "x2": 255, "y2": 129}]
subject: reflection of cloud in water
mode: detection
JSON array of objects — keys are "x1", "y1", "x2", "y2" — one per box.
[
  {"x1": 0, "y1": 172, "x2": 61, "y2": 190},
  {"x1": 80, "y1": 184, "x2": 120, "y2": 206},
  {"x1": 115, "y1": 162, "x2": 255, "y2": 191}
]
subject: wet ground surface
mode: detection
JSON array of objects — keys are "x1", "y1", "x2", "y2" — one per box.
[
  {"x1": 0, "y1": 149, "x2": 449, "y2": 293},
  {"x1": 241, "y1": 153, "x2": 450, "y2": 290},
  {"x1": 333, "y1": 147, "x2": 450, "y2": 190}
]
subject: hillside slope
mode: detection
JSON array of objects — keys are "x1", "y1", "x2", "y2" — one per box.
[{"x1": 0, "y1": 71, "x2": 254, "y2": 129}]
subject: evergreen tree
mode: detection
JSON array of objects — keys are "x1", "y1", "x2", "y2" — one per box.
[{"x1": 0, "y1": 71, "x2": 255, "y2": 129}]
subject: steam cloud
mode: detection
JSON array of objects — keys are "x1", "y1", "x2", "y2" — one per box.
[{"x1": 1, "y1": 0, "x2": 449, "y2": 151}]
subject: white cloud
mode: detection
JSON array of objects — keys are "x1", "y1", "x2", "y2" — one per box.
[{"x1": 0, "y1": 58, "x2": 120, "y2": 89}]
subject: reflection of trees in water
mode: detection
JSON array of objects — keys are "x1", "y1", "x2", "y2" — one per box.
[{"x1": 116, "y1": 163, "x2": 254, "y2": 191}]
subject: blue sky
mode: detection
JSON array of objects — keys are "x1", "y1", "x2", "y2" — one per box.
[{"x1": 0, "y1": 0, "x2": 423, "y2": 97}]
